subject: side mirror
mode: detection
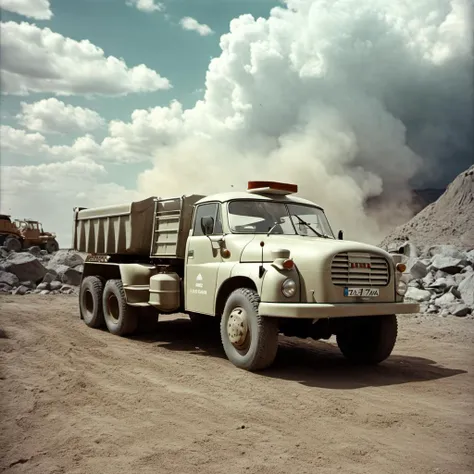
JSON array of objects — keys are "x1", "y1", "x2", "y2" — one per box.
[
  {"x1": 338, "y1": 230, "x2": 344, "y2": 240},
  {"x1": 201, "y1": 216, "x2": 214, "y2": 235}
]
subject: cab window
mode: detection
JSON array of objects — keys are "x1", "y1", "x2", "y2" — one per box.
[{"x1": 193, "y1": 203, "x2": 223, "y2": 236}]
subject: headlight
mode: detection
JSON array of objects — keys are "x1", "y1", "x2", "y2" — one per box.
[
  {"x1": 396, "y1": 279, "x2": 407, "y2": 296},
  {"x1": 281, "y1": 278, "x2": 296, "y2": 298}
]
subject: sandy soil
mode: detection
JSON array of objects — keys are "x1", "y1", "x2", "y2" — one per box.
[{"x1": 1, "y1": 294, "x2": 473, "y2": 474}]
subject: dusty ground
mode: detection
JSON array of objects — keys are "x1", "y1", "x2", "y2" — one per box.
[{"x1": 1, "y1": 295, "x2": 473, "y2": 474}]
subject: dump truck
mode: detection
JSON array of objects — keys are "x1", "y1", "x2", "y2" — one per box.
[{"x1": 72, "y1": 181, "x2": 419, "y2": 371}]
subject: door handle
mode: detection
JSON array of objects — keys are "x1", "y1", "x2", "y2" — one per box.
[{"x1": 188, "y1": 249, "x2": 194, "y2": 258}]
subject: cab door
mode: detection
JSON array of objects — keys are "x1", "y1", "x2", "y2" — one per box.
[{"x1": 184, "y1": 202, "x2": 224, "y2": 315}]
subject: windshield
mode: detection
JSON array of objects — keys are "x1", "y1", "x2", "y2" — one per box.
[{"x1": 227, "y1": 200, "x2": 334, "y2": 238}]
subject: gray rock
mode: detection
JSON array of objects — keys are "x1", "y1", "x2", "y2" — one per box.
[
  {"x1": 49, "y1": 280, "x2": 63, "y2": 291},
  {"x1": 40, "y1": 250, "x2": 49, "y2": 256},
  {"x1": 434, "y1": 291, "x2": 457, "y2": 307},
  {"x1": 466, "y1": 250, "x2": 474, "y2": 264},
  {"x1": 60, "y1": 284, "x2": 75, "y2": 292},
  {"x1": 36, "y1": 282, "x2": 50, "y2": 290},
  {"x1": 62, "y1": 288, "x2": 74, "y2": 295},
  {"x1": 0, "y1": 247, "x2": 9, "y2": 258},
  {"x1": 405, "y1": 287, "x2": 432, "y2": 302},
  {"x1": 458, "y1": 274, "x2": 474, "y2": 306},
  {"x1": 39, "y1": 290, "x2": 50, "y2": 295},
  {"x1": 0, "y1": 270, "x2": 20, "y2": 287},
  {"x1": 422, "y1": 272, "x2": 435, "y2": 286},
  {"x1": 461, "y1": 265, "x2": 473, "y2": 274},
  {"x1": 451, "y1": 304, "x2": 472, "y2": 317},
  {"x1": 3, "y1": 253, "x2": 47, "y2": 283},
  {"x1": 408, "y1": 279, "x2": 421, "y2": 288},
  {"x1": 408, "y1": 259, "x2": 428, "y2": 279},
  {"x1": 47, "y1": 250, "x2": 84, "y2": 271},
  {"x1": 12, "y1": 285, "x2": 28, "y2": 295},
  {"x1": 73, "y1": 264, "x2": 84, "y2": 274},
  {"x1": 61, "y1": 267, "x2": 82, "y2": 286},
  {"x1": 427, "y1": 305, "x2": 439, "y2": 314},
  {"x1": 431, "y1": 255, "x2": 463, "y2": 275},
  {"x1": 27, "y1": 246, "x2": 42, "y2": 257},
  {"x1": 20, "y1": 280, "x2": 36, "y2": 289},
  {"x1": 42, "y1": 271, "x2": 57, "y2": 284},
  {"x1": 0, "y1": 282, "x2": 12, "y2": 293}
]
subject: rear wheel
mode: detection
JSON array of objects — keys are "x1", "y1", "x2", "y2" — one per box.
[
  {"x1": 5, "y1": 237, "x2": 21, "y2": 252},
  {"x1": 102, "y1": 279, "x2": 138, "y2": 336},
  {"x1": 45, "y1": 239, "x2": 59, "y2": 253},
  {"x1": 220, "y1": 288, "x2": 279, "y2": 371},
  {"x1": 336, "y1": 315, "x2": 398, "y2": 365},
  {"x1": 79, "y1": 276, "x2": 105, "y2": 328}
]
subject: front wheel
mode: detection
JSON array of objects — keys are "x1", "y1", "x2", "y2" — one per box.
[
  {"x1": 220, "y1": 288, "x2": 279, "y2": 371},
  {"x1": 45, "y1": 239, "x2": 59, "y2": 253},
  {"x1": 336, "y1": 315, "x2": 398, "y2": 365},
  {"x1": 102, "y1": 279, "x2": 138, "y2": 336}
]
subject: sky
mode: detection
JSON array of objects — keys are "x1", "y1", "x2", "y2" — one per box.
[{"x1": 1, "y1": 0, "x2": 473, "y2": 248}]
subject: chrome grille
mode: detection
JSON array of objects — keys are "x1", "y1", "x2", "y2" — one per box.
[{"x1": 331, "y1": 252, "x2": 390, "y2": 287}]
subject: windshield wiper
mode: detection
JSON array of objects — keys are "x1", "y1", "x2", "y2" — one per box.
[
  {"x1": 267, "y1": 221, "x2": 280, "y2": 236},
  {"x1": 292, "y1": 214, "x2": 329, "y2": 238}
]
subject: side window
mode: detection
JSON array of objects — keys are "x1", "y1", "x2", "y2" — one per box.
[{"x1": 192, "y1": 203, "x2": 223, "y2": 236}]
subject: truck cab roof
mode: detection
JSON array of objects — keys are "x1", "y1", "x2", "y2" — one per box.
[{"x1": 195, "y1": 191, "x2": 324, "y2": 211}]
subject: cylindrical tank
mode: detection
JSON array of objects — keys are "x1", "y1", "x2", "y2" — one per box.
[{"x1": 149, "y1": 273, "x2": 181, "y2": 312}]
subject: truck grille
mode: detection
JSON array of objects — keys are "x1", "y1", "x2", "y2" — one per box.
[{"x1": 331, "y1": 252, "x2": 390, "y2": 287}]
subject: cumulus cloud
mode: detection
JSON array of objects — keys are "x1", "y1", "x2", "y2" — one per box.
[
  {"x1": 0, "y1": 21, "x2": 171, "y2": 96},
  {"x1": 104, "y1": 0, "x2": 471, "y2": 243},
  {"x1": 0, "y1": 0, "x2": 52, "y2": 20},
  {"x1": 17, "y1": 98, "x2": 105, "y2": 134},
  {"x1": 179, "y1": 17, "x2": 214, "y2": 36},
  {"x1": 2, "y1": 0, "x2": 473, "y2": 246},
  {"x1": 126, "y1": 0, "x2": 164, "y2": 13}
]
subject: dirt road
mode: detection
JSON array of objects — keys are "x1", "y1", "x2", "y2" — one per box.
[{"x1": 1, "y1": 294, "x2": 473, "y2": 474}]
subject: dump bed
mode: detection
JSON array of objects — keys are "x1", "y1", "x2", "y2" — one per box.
[{"x1": 72, "y1": 194, "x2": 204, "y2": 258}]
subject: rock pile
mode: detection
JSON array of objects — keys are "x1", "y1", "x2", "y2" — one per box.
[
  {"x1": 389, "y1": 242, "x2": 474, "y2": 318},
  {"x1": 380, "y1": 164, "x2": 474, "y2": 250},
  {"x1": 0, "y1": 247, "x2": 84, "y2": 296}
]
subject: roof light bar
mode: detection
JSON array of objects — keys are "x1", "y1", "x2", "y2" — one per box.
[{"x1": 247, "y1": 181, "x2": 298, "y2": 195}]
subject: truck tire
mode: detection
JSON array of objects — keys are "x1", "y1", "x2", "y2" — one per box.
[
  {"x1": 45, "y1": 239, "x2": 59, "y2": 253},
  {"x1": 220, "y1": 288, "x2": 279, "y2": 371},
  {"x1": 79, "y1": 276, "x2": 105, "y2": 328},
  {"x1": 5, "y1": 237, "x2": 21, "y2": 252},
  {"x1": 102, "y1": 279, "x2": 138, "y2": 336},
  {"x1": 336, "y1": 315, "x2": 398, "y2": 365}
]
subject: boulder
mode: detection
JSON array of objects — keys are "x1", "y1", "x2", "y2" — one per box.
[
  {"x1": 431, "y1": 255, "x2": 464, "y2": 275},
  {"x1": 20, "y1": 280, "x2": 36, "y2": 289},
  {"x1": 12, "y1": 285, "x2": 28, "y2": 295},
  {"x1": 61, "y1": 267, "x2": 82, "y2": 286},
  {"x1": 0, "y1": 247, "x2": 9, "y2": 259},
  {"x1": 451, "y1": 304, "x2": 472, "y2": 317},
  {"x1": 405, "y1": 287, "x2": 432, "y2": 302},
  {"x1": 47, "y1": 250, "x2": 84, "y2": 271},
  {"x1": 42, "y1": 271, "x2": 57, "y2": 284},
  {"x1": 39, "y1": 290, "x2": 50, "y2": 295},
  {"x1": 408, "y1": 259, "x2": 429, "y2": 279},
  {"x1": 0, "y1": 270, "x2": 20, "y2": 287},
  {"x1": 27, "y1": 246, "x2": 42, "y2": 257},
  {"x1": 49, "y1": 280, "x2": 63, "y2": 291},
  {"x1": 434, "y1": 291, "x2": 457, "y2": 307},
  {"x1": 3, "y1": 253, "x2": 46, "y2": 283},
  {"x1": 36, "y1": 282, "x2": 50, "y2": 291},
  {"x1": 0, "y1": 283, "x2": 12, "y2": 293},
  {"x1": 458, "y1": 274, "x2": 474, "y2": 306},
  {"x1": 429, "y1": 245, "x2": 467, "y2": 260}
]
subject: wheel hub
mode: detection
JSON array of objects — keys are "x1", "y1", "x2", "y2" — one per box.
[{"x1": 227, "y1": 307, "x2": 249, "y2": 347}]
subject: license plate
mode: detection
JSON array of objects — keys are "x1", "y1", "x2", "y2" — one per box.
[{"x1": 344, "y1": 287, "x2": 380, "y2": 297}]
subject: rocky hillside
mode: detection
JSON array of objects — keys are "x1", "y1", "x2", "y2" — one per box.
[
  {"x1": 0, "y1": 247, "x2": 84, "y2": 296},
  {"x1": 380, "y1": 164, "x2": 474, "y2": 249}
]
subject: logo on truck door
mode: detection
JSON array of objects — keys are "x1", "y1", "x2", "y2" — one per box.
[{"x1": 190, "y1": 273, "x2": 207, "y2": 295}]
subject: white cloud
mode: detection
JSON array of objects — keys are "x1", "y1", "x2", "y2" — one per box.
[
  {"x1": 16, "y1": 98, "x2": 105, "y2": 134},
  {"x1": 0, "y1": 125, "x2": 47, "y2": 156},
  {"x1": 2, "y1": 0, "x2": 473, "y2": 246},
  {"x1": 126, "y1": 0, "x2": 164, "y2": 13},
  {"x1": 179, "y1": 17, "x2": 214, "y2": 36},
  {"x1": 0, "y1": 21, "x2": 171, "y2": 96},
  {"x1": 0, "y1": 0, "x2": 52, "y2": 20}
]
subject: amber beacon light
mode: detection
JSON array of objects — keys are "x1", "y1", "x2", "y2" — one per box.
[{"x1": 247, "y1": 181, "x2": 298, "y2": 195}]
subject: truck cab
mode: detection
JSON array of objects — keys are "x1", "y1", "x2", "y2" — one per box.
[{"x1": 74, "y1": 181, "x2": 418, "y2": 372}]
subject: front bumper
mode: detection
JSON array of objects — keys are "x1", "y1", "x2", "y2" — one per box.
[{"x1": 258, "y1": 301, "x2": 420, "y2": 319}]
